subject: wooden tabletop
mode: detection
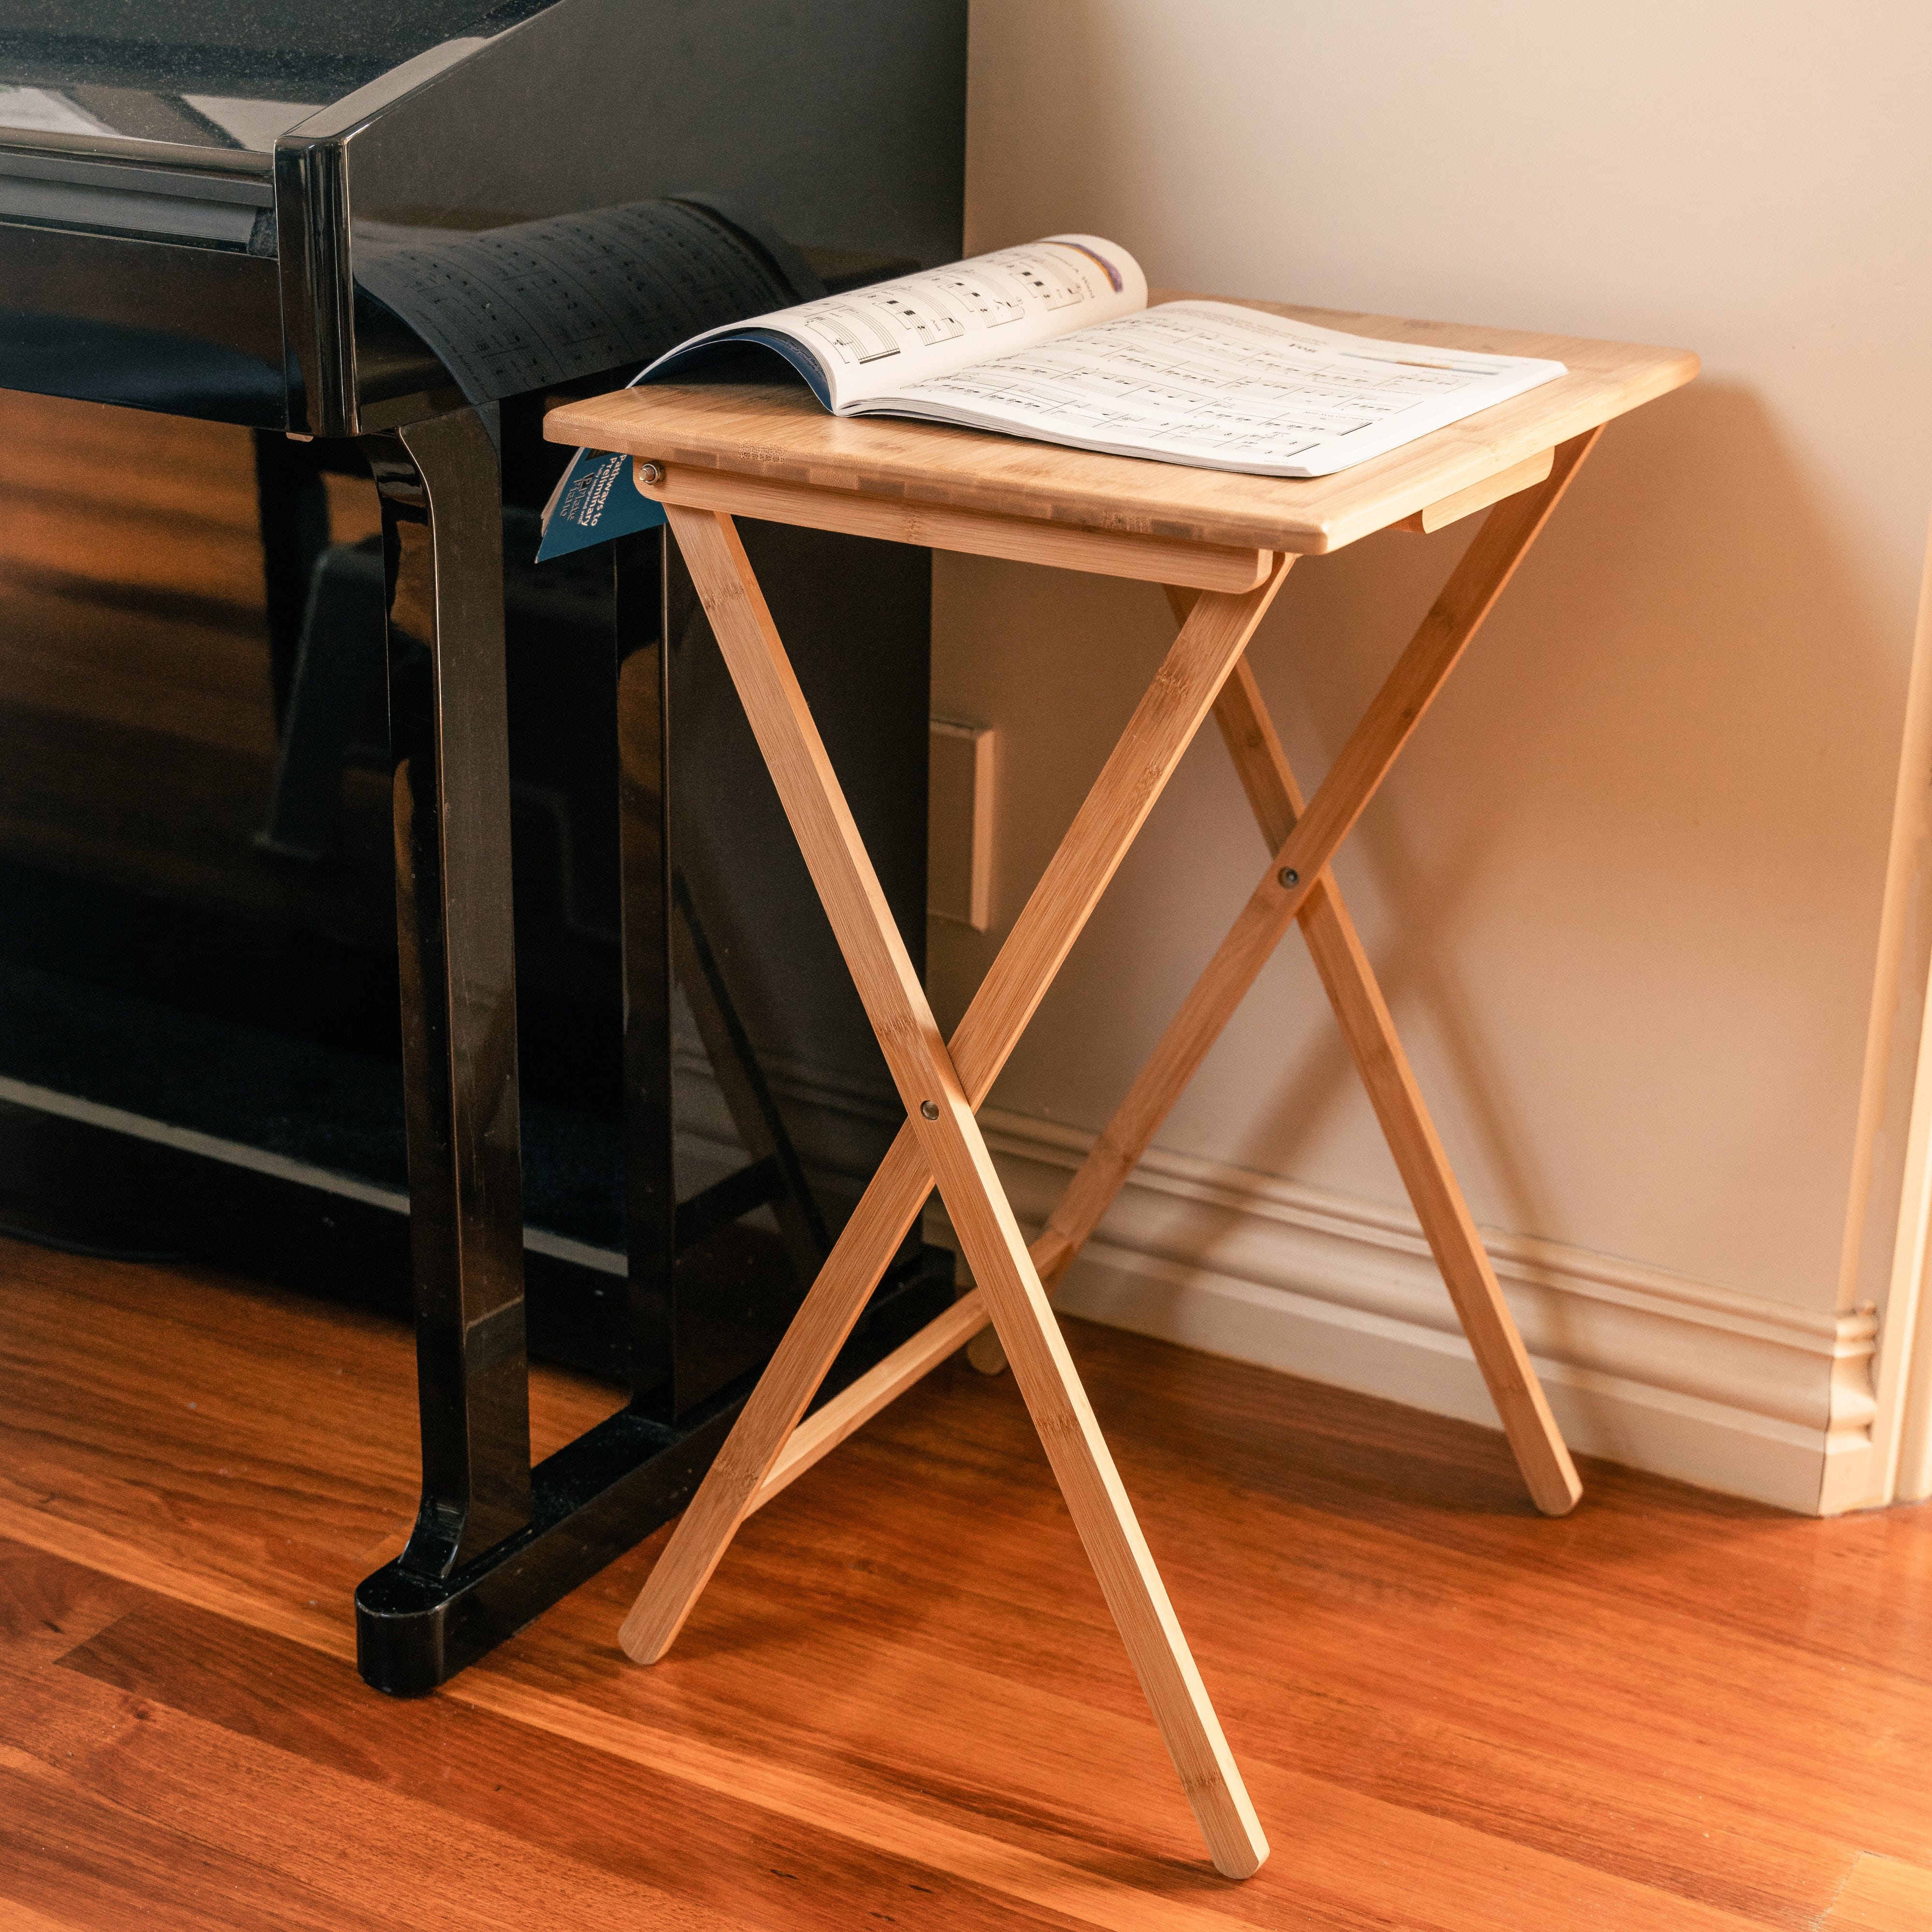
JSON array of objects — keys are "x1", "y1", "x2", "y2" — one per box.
[{"x1": 544, "y1": 294, "x2": 1697, "y2": 555}]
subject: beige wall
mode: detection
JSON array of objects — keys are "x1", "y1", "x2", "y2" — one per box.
[{"x1": 933, "y1": 0, "x2": 1932, "y2": 1506}]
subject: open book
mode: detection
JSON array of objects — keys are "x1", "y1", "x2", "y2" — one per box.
[{"x1": 539, "y1": 235, "x2": 1565, "y2": 558}]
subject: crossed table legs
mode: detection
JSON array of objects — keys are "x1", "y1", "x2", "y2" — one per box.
[{"x1": 618, "y1": 429, "x2": 1597, "y2": 1878}]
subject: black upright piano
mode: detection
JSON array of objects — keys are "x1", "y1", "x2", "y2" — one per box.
[{"x1": 0, "y1": 1, "x2": 967, "y2": 1688}]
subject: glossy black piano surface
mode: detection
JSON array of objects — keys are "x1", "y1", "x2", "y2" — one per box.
[
  {"x1": 0, "y1": 0, "x2": 967, "y2": 1686},
  {"x1": 0, "y1": 0, "x2": 966, "y2": 428}
]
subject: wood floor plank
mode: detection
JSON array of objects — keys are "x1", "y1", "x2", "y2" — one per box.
[
  {"x1": 4, "y1": 1234, "x2": 1932, "y2": 1927},
  {"x1": 0, "y1": 1750, "x2": 404, "y2": 1932},
  {"x1": 59, "y1": 1599, "x2": 1076, "y2": 1932},
  {"x1": 10, "y1": 1514, "x2": 1245, "y2": 1932},
  {"x1": 0, "y1": 1540, "x2": 140, "y2": 1667},
  {"x1": 455, "y1": 1438, "x2": 1863, "y2": 1929},
  {"x1": 0, "y1": 1653, "x2": 749, "y2": 1932},
  {"x1": 0, "y1": 1899, "x2": 91, "y2": 1932},
  {"x1": 1824, "y1": 1853, "x2": 1932, "y2": 1930}
]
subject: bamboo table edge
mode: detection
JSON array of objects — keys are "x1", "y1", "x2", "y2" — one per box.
[{"x1": 542, "y1": 295, "x2": 1698, "y2": 556}]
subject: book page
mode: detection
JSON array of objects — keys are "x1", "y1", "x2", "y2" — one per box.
[
  {"x1": 640, "y1": 236, "x2": 1147, "y2": 409},
  {"x1": 854, "y1": 300, "x2": 1567, "y2": 477}
]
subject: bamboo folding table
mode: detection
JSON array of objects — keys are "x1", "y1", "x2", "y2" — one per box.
[{"x1": 545, "y1": 302, "x2": 1697, "y2": 1878}]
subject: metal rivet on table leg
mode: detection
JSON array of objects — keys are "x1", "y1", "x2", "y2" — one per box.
[
  {"x1": 1278, "y1": 867, "x2": 1299, "y2": 888},
  {"x1": 919, "y1": 1100, "x2": 939, "y2": 1120}
]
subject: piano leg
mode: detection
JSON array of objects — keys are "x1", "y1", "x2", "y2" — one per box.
[
  {"x1": 614, "y1": 531, "x2": 677, "y2": 1412},
  {"x1": 365, "y1": 403, "x2": 535, "y2": 1580},
  {"x1": 347, "y1": 450, "x2": 951, "y2": 1693}
]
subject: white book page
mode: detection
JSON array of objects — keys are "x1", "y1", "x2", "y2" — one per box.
[
  {"x1": 853, "y1": 300, "x2": 1568, "y2": 477},
  {"x1": 640, "y1": 235, "x2": 1147, "y2": 409}
]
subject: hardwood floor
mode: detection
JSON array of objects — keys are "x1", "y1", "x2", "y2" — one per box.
[{"x1": 3, "y1": 1235, "x2": 1931, "y2": 1928}]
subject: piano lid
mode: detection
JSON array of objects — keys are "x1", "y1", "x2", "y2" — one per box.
[
  {"x1": 0, "y1": 0, "x2": 548, "y2": 156},
  {"x1": 0, "y1": 0, "x2": 968, "y2": 433}
]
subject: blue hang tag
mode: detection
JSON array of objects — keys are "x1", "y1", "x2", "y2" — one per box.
[{"x1": 536, "y1": 447, "x2": 668, "y2": 562}]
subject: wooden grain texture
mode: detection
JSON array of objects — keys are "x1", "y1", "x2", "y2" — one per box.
[
  {"x1": 749, "y1": 1230, "x2": 1053, "y2": 1509},
  {"x1": 1038, "y1": 434, "x2": 1600, "y2": 1386},
  {"x1": 1396, "y1": 447, "x2": 1553, "y2": 533},
  {"x1": 621, "y1": 533, "x2": 1289, "y2": 1675},
  {"x1": 1172, "y1": 594, "x2": 1577, "y2": 1513},
  {"x1": 646, "y1": 505, "x2": 1267, "y2": 1878},
  {"x1": 50, "y1": 1594, "x2": 1062, "y2": 1932},
  {"x1": 751, "y1": 1289, "x2": 990, "y2": 1513},
  {"x1": 0, "y1": 1643, "x2": 744, "y2": 1932},
  {"x1": 977, "y1": 567, "x2": 1582, "y2": 1529},
  {"x1": 1823, "y1": 1854, "x2": 1932, "y2": 1930},
  {"x1": 545, "y1": 295, "x2": 1695, "y2": 555},
  {"x1": 636, "y1": 417, "x2": 1589, "y2": 1577},
  {"x1": 6, "y1": 1235, "x2": 1932, "y2": 1927},
  {"x1": 642, "y1": 463, "x2": 1275, "y2": 591}
]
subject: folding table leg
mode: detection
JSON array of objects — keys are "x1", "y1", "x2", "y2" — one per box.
[
  {"x1": 672, "y1": 434, "x2": 1592, "y2": 1546},
  {"x1": 622, "y1": 544, "x2": 1289, "y2": 1671},
  {"x1": 1037, "y1": 438, "x2": 1599, "y2": 1513},
  {"x1": 627, "y1": 504, "x2": 1276, "y2": 1879},
  {"x1": 1195, "y1": 618, "x2": 1577, "y2": 1514}
]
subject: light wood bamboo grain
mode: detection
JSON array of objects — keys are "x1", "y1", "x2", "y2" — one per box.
[
  {"x1": 621, "y1": 551, "x2": 1292, "y2": 1667},
  {"x1": 652, "y1": 505, "x2": 1268, "y2": 1878},
  {"x1": 1037, "y1": 435, "x2": 1601, "y2": 1405},
  {"x1": 964, "y1": 595, "x2": 1582, "y2": 1522},
  {"x1": 545, "y1": 297, "x2": 1693, "y2": 555},
  {"x1": 638, "y1": 432, "x2": 1593, "y2": 1520},
  {"x1": 938, "y1": 562, "x2": 1291, "y2": 1103},
  {"x1": 748, "y1": 1215, "x2": 1083, "y2": 1503},
  {"x1": 749, "y1": 1288, "x2": 988, "y2": 1513},
  {"x1": 619, "y1": 1127, "x2": 935, "y2": 1663},
  {"x1": 640, "y1": 464, "x2": 1274, "y2": 592},
  {"x1": 640, "y1": 426, "x2": 1591, "y2": 1534},
  {"x1": 1164, "y1": 597, "x2": 1579, "y2": 1515},
  {"x1": 1397, "y1": 448, "x2": 1552, "y2": 533}
]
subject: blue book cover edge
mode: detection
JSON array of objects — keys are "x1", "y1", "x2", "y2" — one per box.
[{"x1": 536, "y1": 447, "x2": 667, "y2": 563}]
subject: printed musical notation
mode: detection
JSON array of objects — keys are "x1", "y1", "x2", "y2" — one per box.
[
  {"x1": 622, "y1": 236, "x2": 1561, "y2": 482},
  {"x1": 875, "y1": 301, "x2": 1543, "y2": 473},
  {"x1": 766, "y1": 239, "x2": 1137, "y2": 380}
]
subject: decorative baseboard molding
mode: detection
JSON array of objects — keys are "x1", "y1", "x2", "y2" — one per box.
[
  {"x1": 922, "y1": 1106, "x2": 1879, "y2": 1517},
  {"x1": 670, "y1": 1033, "x2": 1880, "y2": 1515},
  {"x1": 29, "y1": 1012, "x2": 1868, "y2": 1514},
  {"x1": 71, "y1": 984, "x2": 1849, "y2": 1523}
]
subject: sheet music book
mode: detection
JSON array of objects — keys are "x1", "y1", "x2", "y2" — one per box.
[{"x1": 541, "y1": 234, "x2": 1565, "y2": 558}]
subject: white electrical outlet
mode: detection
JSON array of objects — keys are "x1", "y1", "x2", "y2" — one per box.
[{"x1": 928, "y1": 717, "x2": 994, "y2": 930}]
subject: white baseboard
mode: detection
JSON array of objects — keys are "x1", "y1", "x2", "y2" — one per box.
[
  {"x1": 671, "y1": 1036, "x2": 1878, "y2": 1516},
  {"x1": 921, "y1": 1107, "x2": 1880, "y2": 1517},
  {"x1": 34, "y1": 1015, "x2": 1861, "y2": 1516}
]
